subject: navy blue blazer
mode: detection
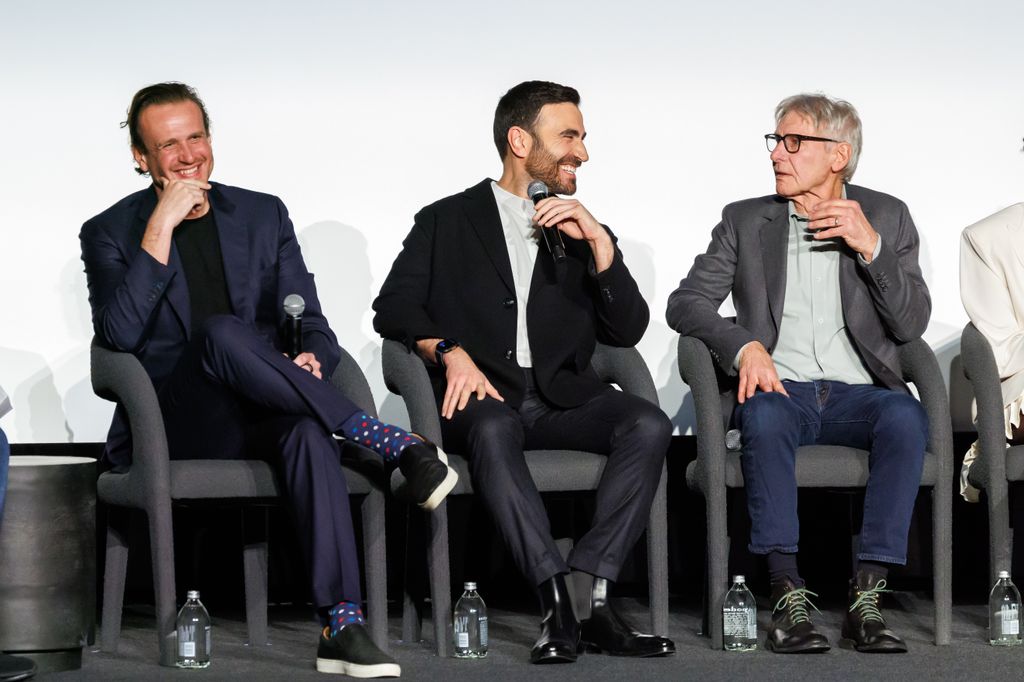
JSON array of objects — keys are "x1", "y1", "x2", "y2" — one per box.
[{"x1": 80, "y1": 182, "x2": 340, "y2": 466}]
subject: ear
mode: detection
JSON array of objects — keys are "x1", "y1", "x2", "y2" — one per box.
[
  {"x1": 831, "y1": 141, "x2": 851, "y2": 175},
  {"x1": 506, "y1": 126, "x2": 532, "y2": 160},
  {"x1": 131, "y1": 146, "x2": 149, "y2": 174}
]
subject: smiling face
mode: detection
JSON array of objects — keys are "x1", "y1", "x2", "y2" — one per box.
[
  {"x1": 770, "y1": 110, "x2": 848, "y2": 208},
  {"x1": 524, "y1": 102, "x2": 588, "y2": 195},
  {"x1": 131, "y1": 100, "x2": 214, "y2": 211}
]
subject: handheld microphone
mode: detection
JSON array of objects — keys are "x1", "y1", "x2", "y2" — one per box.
[
  {"x1": 527, "y1": 180, "x2": 567, "y2": 263},
  {"x1": 283, "y1": 294, "x2": 305, "y2": 359}
]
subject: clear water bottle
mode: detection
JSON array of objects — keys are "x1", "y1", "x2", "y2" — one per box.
[
  {"x1": 176, "y1": 590, "x2": 212, "y2": 668},
  {"x1": 453, "y1": 581, "x2": 488, "y2": 658},
  {"x1": 723, "y1": 575, "x2": 757, "y2": 651},
  {"x1": 989, "y1": 570, "x2": 1022, "y2": 646}
]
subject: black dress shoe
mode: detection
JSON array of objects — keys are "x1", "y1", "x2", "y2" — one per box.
[
  {"x1": 841, "y1": 571, "x2": 907, "y2": 653},
  {"x1": 398, "y1": 441, "x2": 457, "y2": 511},
  {"x1": 765, "y1": 578, "x2": 830, "y2": 654},
  {"x1": 530, "y1": 574, "x2": 579, "y2": 664},
  {"x1": 0, "y1": 653, "x2": 36, "y2": 682},
  {"x1": 580, "y1": 578, "x2": 674, "y2": 657}
]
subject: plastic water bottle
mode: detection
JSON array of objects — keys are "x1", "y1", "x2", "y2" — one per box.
[
  {"x1": 176, "y1": 590, "x2": 212, "y2": 668},
  {"x1": 989, "y1": 571, "x2": 1022, "y2": 646},
  {"x1": 453, "y1": 581, "x2": 488, "y2": 658},
  {"x1": 723, "y1": 575, "x2": 757, "y2": 651}
]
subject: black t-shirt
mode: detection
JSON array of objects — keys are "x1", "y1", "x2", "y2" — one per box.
[{"x1": 173, "y1": 210, "x2": 233, "y2": 333}]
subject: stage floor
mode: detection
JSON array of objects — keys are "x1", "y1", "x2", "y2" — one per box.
[{"x1": 46, "y1": 594, "x2": 1020, "y2": 681}]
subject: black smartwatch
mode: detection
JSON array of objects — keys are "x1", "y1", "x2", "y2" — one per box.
[{"x1": 435, "y1": 338, "x2": 460, "y2": 367}]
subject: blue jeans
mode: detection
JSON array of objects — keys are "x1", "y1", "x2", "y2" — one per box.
[
  {"x1": 733, "y1": 380, "x2": 927, "y2": 565},
  {"x1": 0, "y1": 427, "x2": 9, "y2": 522}
]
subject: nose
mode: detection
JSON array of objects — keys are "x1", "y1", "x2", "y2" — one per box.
[
  {"x1": 178, "y1": 143, "x2": 196, "y2": 164},
  {"x1": 769, "y1": 140, "x2": 786, "y2": 163},
  {"x1": 575, "y1": 138, "x2": 589, "y2": 164}
]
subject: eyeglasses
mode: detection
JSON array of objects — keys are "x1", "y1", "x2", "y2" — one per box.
[{"x1": 765, "y1": 133, "x2": 840, "y2": 153}]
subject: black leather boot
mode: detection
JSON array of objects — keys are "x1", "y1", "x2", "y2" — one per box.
[
  {"x1": 580, "y1": 577, "x2": 675, "y2": 657},
  {"x1": 530, "y1": 574, "x2": 580, "y2": 664},
  {"x1": 765, "y1": 578, "x2": 830, "y2": 653},
  {"x1": 841, "y1": 571, "x2": 907, "y2": 653}
]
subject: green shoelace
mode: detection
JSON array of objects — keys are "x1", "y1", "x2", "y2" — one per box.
[
  {"x1": 848, "y1": 579, "x2": 892, "y2": 623},
  {"x1": 773, "y1": 587, "x2": 822, "y2": 624}
]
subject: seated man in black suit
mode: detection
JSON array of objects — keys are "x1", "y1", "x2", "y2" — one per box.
[
  {"x1": 81, "y1": 82, "x2": 457, "y2": 677},
  {"x1": 373, "y1": 80, "x2": 674, "y2": 663}
]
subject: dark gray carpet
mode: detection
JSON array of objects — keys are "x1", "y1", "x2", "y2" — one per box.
[{"x1": 41, "y1": 595, "x2": 1022, "y2": 681}]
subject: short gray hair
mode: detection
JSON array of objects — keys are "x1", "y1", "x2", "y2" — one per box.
[{"x1": 775, "y1": 93, "x2": 862, "y2": 182}]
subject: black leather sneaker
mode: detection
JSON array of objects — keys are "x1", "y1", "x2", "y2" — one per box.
[
  {"x1": 316, "y1": 624, "x2": 401, "y2": 677},
  {"x1": 398, "y1": 441, "x2": 457, "y2": 511}
]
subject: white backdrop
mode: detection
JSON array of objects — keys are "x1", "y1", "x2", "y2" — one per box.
[{"x1": 2, "y1": 0, "x2": 1021, "y2": 443}]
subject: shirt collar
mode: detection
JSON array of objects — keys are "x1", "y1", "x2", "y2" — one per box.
[
  {"x1": 788, "y1": 184, "x2": 848, "y2": 220},
  {"x1": 491, "y1": 181, "x2": 535, "y2": 221}
]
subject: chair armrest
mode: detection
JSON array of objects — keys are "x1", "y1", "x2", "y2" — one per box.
[
  {"x1": 90, "y1": 339, "x2": 171, "y2": 500},
  {"x1": 897, "y1": 337, "x2": 954, "y2": 483},
  {"x1": 960, "y1": 322, "x2": 1008, "y2": 490},
  {"x1": 332, "y1": 346, "x2": 379, "y2": 420},
  {"x1": 381, "y1": 339, "x2": 444, "y2": 447},
  {"x1": 677, "y1": 336, "x2": 728, "y2": 493},
  {"x1": 590, "y1": 344, "x2": 658, "y2": 405}
]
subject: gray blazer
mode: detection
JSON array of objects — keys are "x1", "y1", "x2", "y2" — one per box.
[{"x1": 666, "y1": 183, "x2": 930, "y2": 400}]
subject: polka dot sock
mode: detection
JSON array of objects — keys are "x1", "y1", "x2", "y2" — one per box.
[
  {"x1": 339, "y1": 413, "x2": 419, "y2": 463},
  {"x1": 328, "y1": 600, "x2": 365, "y2": 637}
]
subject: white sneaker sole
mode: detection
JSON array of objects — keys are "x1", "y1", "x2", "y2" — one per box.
[
  {"x1": 316, "y1": 657, "x2": 401, "y2": 677},
  {"x1": 418, "y1": 465, "x2": 458, "y2": 511}
]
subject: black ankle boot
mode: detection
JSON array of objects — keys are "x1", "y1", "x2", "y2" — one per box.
[
  {"x1": 530, "y1": 574, "x2": 580, "y2": 664},
  {"x1": 765, "y1": 578, "x2": 830, "y2": 654},
  {"x1": 580, "y1": 577, "x2": 675, "y2": 657},
  {"x1": 841, "y1": 571, "x2": 907, "y2": 653}
]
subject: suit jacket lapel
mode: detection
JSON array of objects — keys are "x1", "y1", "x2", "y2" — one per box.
[
  {"x1": 136, "y1": 188, "x2": 191, "y2": 337},
  {"x1": 209, "y1": 184, "x2": 253, "y2": 321},
  {"x1": 760, "y1": 202, "x2": 789, "y2": 334},
  {"x1": 462, "y1": 179, "x2": 515, "y2": 294}
]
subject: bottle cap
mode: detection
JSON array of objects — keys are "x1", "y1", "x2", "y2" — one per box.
[
  {"x1": 464, "y1": 581, "x2": 477, "y2": 591},
  {"x1": 733, "y1": 575, "x2": 745, "y2": 584},
  {"x1": 187, "y1": 590, "x2": 200, "y2": 599},
  {"x1": 999, "y1": 570, "x2": 1011, "y2": 579}
]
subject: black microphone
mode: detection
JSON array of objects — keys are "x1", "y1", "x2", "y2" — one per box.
[
  {"x1": 283, "y1": 294, "x2": 305, "y2": 359},
  {"x1": 527, "y1": 180, "x2": 567, "y2": 263}
]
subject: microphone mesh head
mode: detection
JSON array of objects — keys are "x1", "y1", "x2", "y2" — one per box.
[
  {"x1": 283, "y1": 294, "x2": 306, "y2": 316},
  {"x1": 527, "y1": 180, "x2": 549, "y2": 201}
]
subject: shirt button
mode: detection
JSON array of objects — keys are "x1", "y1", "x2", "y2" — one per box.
[
  {"x1": 503, "y1": 298, "x2": 515, "y2": 308},
  {"x1": 504, "y1": 349, "x2": 513, "y2": 360},
  {"x1": 817, "y1": 318, "x2": 824, "y2": 324}
]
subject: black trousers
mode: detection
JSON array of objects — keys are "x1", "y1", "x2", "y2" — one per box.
[
  {"x1": 157, "y1": 315, "x2": 365, "y2": 609},
  {"x1": 440, "y1": 372, "x2": 671, "y2": 586}
]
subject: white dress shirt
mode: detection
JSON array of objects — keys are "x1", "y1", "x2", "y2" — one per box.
[{"x1": 491, "y1": 181, "x2": 540, "y2": 368}]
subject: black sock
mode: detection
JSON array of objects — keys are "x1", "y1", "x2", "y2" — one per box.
[
  {"x1": 766, "y1": 551, "x2": 803, "y2": 587},
  {"x1": 855, "y1": 561, "x2": 890, "y2": 580}
]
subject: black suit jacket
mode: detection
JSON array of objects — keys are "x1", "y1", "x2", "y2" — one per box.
[
  {"x1": 372, "y1": 178, "x2": 649, "y2": 409},
  {"x1": 81, "y1": 182, "x2": 339, "y2": 465}
]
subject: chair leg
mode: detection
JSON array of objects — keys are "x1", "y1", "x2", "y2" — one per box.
[
  {"x1": 428, "y1": 500, "x2": 452, "y2": 657},
  {"x1": 932, "y1": 487, "x2": 952, "y2": 645},
  {"x1": 361, "y1": 489, "x2": 388, "y2": 652},
  {"x1": 989, "y1": 482, "x2": 1012, "y2": 596},
  {"x1": 147, "y1": 499, "x2": 178, "y2": 667},
  {"x1": 707, "y1": 494, "x2": 728, "y2": 650},
  {"x1": 100, "y1": 507, "x2": 131, "y2": 653},
  {"x1": 242, "y1": 506, "x2": 269, "y2": 647},
  {"x1": 401, "y1": 507, "x2": 423, "y2": 644},
  {"x1": 647, "y1": 463, "x2": 669, "y2": 637}
]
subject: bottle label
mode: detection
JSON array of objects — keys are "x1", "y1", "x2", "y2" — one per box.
[
  {"x1": 457, "y1": 632, "x2": 469, "y2": 648},
  {"x1": 1001, "y1": 605, "x2": 1020, "y2": 635},
  {"x1": 479, "y1": 616, "x2": 488, "y2": 647},
  {"x1": 723, "y1": 606, "x2": 756, "y2": 639},
  {"x1": 181, "y1": 641, "x2": 195, "y2": 658}
]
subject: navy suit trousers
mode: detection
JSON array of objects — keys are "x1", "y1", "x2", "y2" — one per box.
[{"x1": 158, "y1": 315, "x2": 365, "y2": 609}]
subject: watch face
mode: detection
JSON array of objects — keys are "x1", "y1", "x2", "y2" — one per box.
[{"x1": 438, "y1": 339, "x2": 458, "y2": 353}]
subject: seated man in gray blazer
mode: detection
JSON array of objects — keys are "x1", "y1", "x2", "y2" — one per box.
[{"x1": 667, "y1": 93, "x2": 930, "y2": 654}]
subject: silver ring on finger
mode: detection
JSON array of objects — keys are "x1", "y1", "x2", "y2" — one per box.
[{"x1": 834, "y1": 216, "x2": 839, "y2": 227}]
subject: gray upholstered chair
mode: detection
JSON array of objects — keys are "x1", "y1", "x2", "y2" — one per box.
[
  {"x1": 382, "y1": 338, "x2": 669, "y2": 657},
  {"x1": 960, "y1": 321, "x2": 1024, "y2": 588},
  {"x1": 677, "y1": 335, "x2": 952, "y2": 649},
  {"x1": 91, "y1": 340, "x2": 389, "y2": 666}
]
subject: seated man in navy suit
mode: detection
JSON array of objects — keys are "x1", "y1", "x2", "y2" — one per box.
[
  {"x1": 373, "y1": 81, "x2": 674, "y2": 664},
  {"x1": 80, "y1": 82, "x2": 457, "y2": 677}
]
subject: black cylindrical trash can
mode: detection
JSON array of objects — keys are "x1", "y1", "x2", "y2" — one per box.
[{"x1": 0, "y1": 456, "x2": 96, "y2": 673}]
